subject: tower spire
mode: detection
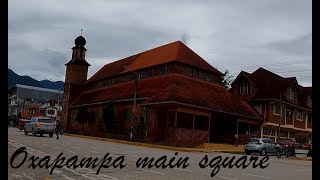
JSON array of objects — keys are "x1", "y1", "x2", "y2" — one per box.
[{"x1": 81, "y1": 28, "x2": 83, "y2": 36}]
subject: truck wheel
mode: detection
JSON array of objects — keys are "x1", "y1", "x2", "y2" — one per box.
[
  {"x1": 24, "y1": 128, "x2": 28, "y2": 135},
  {"x1": 49, "y1": 133, "x2": 53, "y2": 137}
]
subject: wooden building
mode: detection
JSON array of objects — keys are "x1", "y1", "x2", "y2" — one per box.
[
  {"x1": 61, "y1": 36, "x2": 262, "y2": 147},
  {"x1": 230, "y1": 68, "x2": 312, "y2": 143}
]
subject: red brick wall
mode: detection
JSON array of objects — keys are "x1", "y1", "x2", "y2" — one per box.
[
  {"x1": 307, "y1": 122, "x2": 312, "y2": 129},
  {"x1": 286, "y1": 118, "x2": 293, "y2": 125},
  {"x1": 266, "y1": 103, "x2": 308, "y2": 130},
  {"x1": 166, "y1": 127, "x2": 208, "y2": 146},
  {"x1": 266, "y1": 103, "x2": 283, "y2": 124},
  {"x1": 66, "y1": 64, "x2": 88, "y2": 84},
  {"x1": 294, "y1": 119, "x2": 305, "y2": 129},
  {"x1": 67, "y1": 102, "x2": 148, "y2": 136}
]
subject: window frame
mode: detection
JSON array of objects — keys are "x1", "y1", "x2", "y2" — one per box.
[
  {"x1": 287, "y1": 87, "x2": 296, "y2": 100},
  {"x1": 239, "y1": 83, "x2": 250, "y2": 95},
  {"x1": 296, "y1": 111, "x2": 303, "y2": 121}
]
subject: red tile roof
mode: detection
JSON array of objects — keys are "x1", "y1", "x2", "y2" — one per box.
[
  {"x1": 19, "y1": 111, "x2": 45, "y2": 119},
  {"x1": 231, "y1": 67, "x2": 312, "y2": 109},
  {"x1": 70, "y1": 74, "x2": 262, "y2": 120},
  {"x1": 85, "y1": 41, "x2": 222, "y2": 84},
  {"x1": 29, "y1": 104, "x2": 42, "y2": 109}
]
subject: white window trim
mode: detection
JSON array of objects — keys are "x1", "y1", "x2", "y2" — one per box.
[
  {"x1": 286, "y1": 108, "x2": 293, "y2": 118},
  {"x1": 296, "y1": 111, "x2": 303, "y2": 121},
  {"x1": 273, "y1": 103, "x2": 285, "y2": 116},
  {"x1": 307, "y1": 96, "x2": 312, "y2": 107},
  {"x1": 287, "y1": 87, "x2": 296, "y2": 101},
  {"x1": 239, "y1": 83, "x2": 250, "y2": 95},
  {"x1": 302, "y1": 112, "x2": 308, "y2": 121},
  {"x1": 263, "y1": 127, "x2": 276, "y2": 136},
  {"x1": 273, "y1": 104, "x2": 280, "y2": 115}
]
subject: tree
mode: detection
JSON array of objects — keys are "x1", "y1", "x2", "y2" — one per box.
[{"x1": 220, "y1": 69, "x2": 234, "y2": 89}]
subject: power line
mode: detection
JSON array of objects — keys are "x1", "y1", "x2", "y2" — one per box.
[
  {"x1": 224, "y1": 59, "x2": 311, "y2": 69},
  {"x1": 227, "y1": 64, "x2": 312, "y2": 71}
]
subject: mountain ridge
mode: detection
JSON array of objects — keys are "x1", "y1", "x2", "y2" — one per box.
[{"x1": 8, "y1": 68, "x2": 64, "y2": 91}]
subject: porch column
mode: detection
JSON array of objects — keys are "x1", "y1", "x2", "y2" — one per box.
[
  {"x1": 284, "y1": 106, "x2": 287, "y2": 125},
  {"x1": 208, "y1": 112, "x2": 211, "y2": 143},
  {"x1": 192, "y1": 113, "x2": 195, "y2": 142},
  {"x1": 260, "y1": 125, "x2": 263, "y2": 138},
  {"x1": 305, "y1": 114, "x2": 308, "y2": 129},
  {"x1": 293, "y1": 109, "x2": 295, "y2": 127},
  {"x1": 248, "y1": 123, "x2": 251, "y2": 136},
  {"x1": 287, "y1": 131, "x2": 289, "y2": 138}
]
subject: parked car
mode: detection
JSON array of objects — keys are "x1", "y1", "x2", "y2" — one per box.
[
  {"x1": 24, "y1": 116, "x2": 55, "y2": 137},
  {"x1": 277, "y1": 138, "x2": 298, "y2": 148},
  {"x1": 304, "y1": 143, "x2": 312, "y2": 151},
  {"x1": 244, "y1": 138, "x2": 282, "y2": 156}
]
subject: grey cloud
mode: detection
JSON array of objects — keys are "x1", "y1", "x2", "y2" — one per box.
[
  {"x1": 9, "y1": 39, "x2": 67, "y2": 81},
  {"x1": 263, "y1": 33, "x2": 312, "y2": 55},
  {"x1": 8, "y1": 0, "x2": 312, "y2": 87},
  {"x1": 180, "y1": 33, "x2": 190, "y2": 45}
]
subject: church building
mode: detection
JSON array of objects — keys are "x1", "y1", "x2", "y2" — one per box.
[{"x1": 61, "y1": 35, "x2": 262, "y2": 147}]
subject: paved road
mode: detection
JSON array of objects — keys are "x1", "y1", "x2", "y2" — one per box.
[{"x1": 8, "y1": 127, "x2": 312, "y2": 180}]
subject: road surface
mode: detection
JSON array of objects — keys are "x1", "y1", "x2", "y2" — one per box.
[{"x1": 8, "y1": 127, "x2": 312, "y2": 180}]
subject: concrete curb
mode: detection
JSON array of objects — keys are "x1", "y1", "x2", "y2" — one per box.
[
  {"x1": 64, "y1": 133, "x2": 213, "y2": 153},
  {"x1": 64, "y1": 133, "x2": 312, "y2": 162},
  {"x1": 291, "y1": 157, "x2": 312, "y2": 161}
]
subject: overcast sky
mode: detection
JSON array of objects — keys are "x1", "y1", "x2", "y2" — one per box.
[{"x1": 9, "y1": 0, "x2": 312, "y2": 86}]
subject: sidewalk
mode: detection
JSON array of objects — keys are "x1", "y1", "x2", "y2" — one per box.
[
  {"x1": 64, "y1": 133, "x2": 244, "y2": 153},
  {"x1": 64, "y1": 133, "x2": 312, "y2": 161}
]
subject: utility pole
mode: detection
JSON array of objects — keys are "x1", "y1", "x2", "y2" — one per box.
[
  {"x1": 124, "y1": 66, "x2": 139, "y2": 134},
  {"x1": 278, "y1": 93, "x2": 282, "y2": 142},
  {"x1": 58, "y1": 87, "x2": 60, "y2": 120},
  {"x1": 51, "y1": 100, "x2": 54, "y2": 118},
  {"x1": 134, "y1": 76, "x2": 138, "y2": 113},
  {"x1": 22, "y1": 98, "x2": 25, "y2": 119}
]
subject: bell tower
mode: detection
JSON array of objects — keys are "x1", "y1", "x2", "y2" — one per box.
[{"x1": 61, "y1": 35, "x2": 91, "y2": 131}]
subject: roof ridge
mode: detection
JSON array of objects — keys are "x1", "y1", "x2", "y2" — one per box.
[
  {"x1": 174, "y1": 41, "x2": 182, "y2": 61},
  {"x1": 253, "y1": 67, "x2": 284, "y2": 78},
  {"x1": 87, "y1": 40, "x2": 223, "y2": 84},
  {"x1": 176, "y1": 41, "x2": 223, "y2": 75},
  {"x1": 109, "y1": 41, "x2": 181, "y2": 66}
]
